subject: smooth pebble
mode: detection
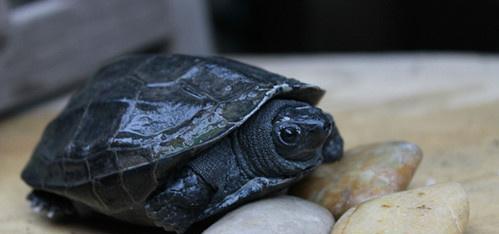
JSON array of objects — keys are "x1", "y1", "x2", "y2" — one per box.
[
  {"x1": 203, "y1": 195, "x2": 334, "y2": 234},
  {"x1": 331, "y1": 182, "x2": 469, "y2": 234}
]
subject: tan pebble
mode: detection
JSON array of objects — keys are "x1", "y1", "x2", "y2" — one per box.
[
  {"x1": 291, "y1": 141, "x2": 423, "y2": 218},
  {"x1": 331, "y1": 182, "x2": 469, "y2": 234}
]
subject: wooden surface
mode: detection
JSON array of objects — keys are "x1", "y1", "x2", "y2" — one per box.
[{"x1": 0, "y1": 53, "x2": 498, "y2": 233}]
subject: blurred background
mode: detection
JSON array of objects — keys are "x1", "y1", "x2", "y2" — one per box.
[
  {"x1": 1, "y1": 0, "x2": 499, "y2": 117},
  {"x1": 211, "y1": 0, "x2": 499, "y2": 53}
]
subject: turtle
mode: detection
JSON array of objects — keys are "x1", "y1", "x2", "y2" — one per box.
[{"x1": 21, "y1": 54, "x2": 343, "y2": 233}]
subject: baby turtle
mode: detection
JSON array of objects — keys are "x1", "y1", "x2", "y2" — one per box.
[{"x1": 21, "y1": 54, "x2": 343, "y2": 233}]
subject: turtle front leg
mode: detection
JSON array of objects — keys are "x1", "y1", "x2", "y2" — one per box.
[
  {"x1": 144, "y1": 167, "x2": 214, "y2": 233},
  {"x1": 27, "y1": 190, "x2": 76, "y2": 219}
]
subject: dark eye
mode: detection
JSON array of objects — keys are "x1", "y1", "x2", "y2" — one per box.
[{"x1": 279, "y1": 124, "x2": 301, "y2": 146}]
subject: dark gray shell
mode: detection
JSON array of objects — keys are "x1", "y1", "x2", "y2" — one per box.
[{"x1": 22, "y1": 54, "x2": 324, "y2": 212}]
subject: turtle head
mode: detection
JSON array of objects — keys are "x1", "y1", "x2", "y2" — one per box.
[
  {"x1": 272, "y1": 104, "x2": 332, "y2": 161},
  {"x1": 237, "y1": 99, "x2": 343, "y2": 177}
]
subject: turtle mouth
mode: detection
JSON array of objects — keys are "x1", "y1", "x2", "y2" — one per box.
[{"x1": 322, "y1": 129, "x2": 344, "y2": 163}]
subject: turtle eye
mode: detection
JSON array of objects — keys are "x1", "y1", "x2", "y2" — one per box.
[{"x1": 278, "y1": 124, "x2": 302, "y2": 146}]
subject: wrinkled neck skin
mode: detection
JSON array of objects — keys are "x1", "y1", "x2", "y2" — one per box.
[{"x1": 234, "y1": 100, "x2": 322, "y2": 179}]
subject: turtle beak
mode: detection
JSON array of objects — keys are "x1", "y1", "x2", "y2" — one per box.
[{"x1": 321, "y1": 115, "x2": 344, "y2": 163}]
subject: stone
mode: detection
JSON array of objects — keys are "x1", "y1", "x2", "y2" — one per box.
[
  {"x1": 203, "y1": 195, "x2": 334, "y2": 234},
  {"x1": 291, "y1": 141, "x2": 423, "y2": 218},
  {"x1": 331, "y1": 182, "x2": 469, "y2": 234}
]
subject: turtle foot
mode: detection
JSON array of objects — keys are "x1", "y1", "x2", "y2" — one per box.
[
  {"x1": 145, "y1": 168, "x2": 213, "y2": 233},
  {"x1": 27, "y1": 190, "x2": 75, "y2": 219}
]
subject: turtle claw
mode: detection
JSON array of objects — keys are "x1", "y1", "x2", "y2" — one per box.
[{"x1": 27, "y1": 190, "x2": 75, "y2": 219}]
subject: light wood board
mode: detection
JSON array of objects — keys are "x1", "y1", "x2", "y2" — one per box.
[{"x1": 0, "y1": 54, "x2": 498, "y2": 233}]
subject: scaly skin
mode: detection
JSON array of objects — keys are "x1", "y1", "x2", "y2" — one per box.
[{"x1": 145, "y1": 168, "x2": 213, "y2": 233}]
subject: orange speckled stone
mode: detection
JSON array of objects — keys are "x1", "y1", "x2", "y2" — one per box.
[{"x1": 290, "y1": 141, "x2": 423, "y2": 218}]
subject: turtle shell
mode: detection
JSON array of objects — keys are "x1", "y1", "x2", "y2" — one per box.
[{"x1": 21, "y1": 54, "x2": 324, "y2": 213}]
